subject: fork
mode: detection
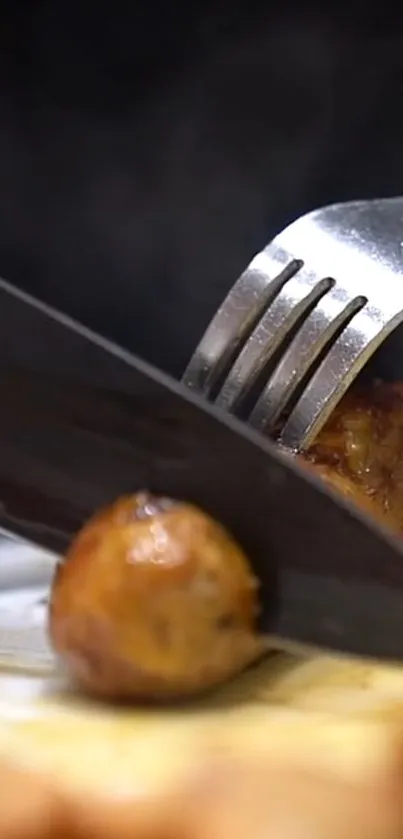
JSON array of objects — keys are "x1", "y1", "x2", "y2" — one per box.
[{"x1": 183, "y1": 197, "x2": 403, "y2": 451}]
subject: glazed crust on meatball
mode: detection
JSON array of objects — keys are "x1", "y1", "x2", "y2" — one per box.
[
  {"x1": 301, "y1": 381, "x2": 403, "y2": 537},
  {"x1": 49, "y1": 492, "x2": 265, "y2": 701}
]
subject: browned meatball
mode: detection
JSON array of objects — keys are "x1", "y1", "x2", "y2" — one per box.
[
  {"x1": 301, "y1": 381, "x2": 403, "y2": 537},
  {"x1": 48, "y1": 492, "x2": 264, "y2": 700}
]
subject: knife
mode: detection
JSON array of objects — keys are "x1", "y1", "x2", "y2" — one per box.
[{"x1": 0, "y1": 277, "x2": 403, "y2": 663}]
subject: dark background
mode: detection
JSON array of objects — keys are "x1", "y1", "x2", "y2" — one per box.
[{"x1": 0, "y1": 1, "x2": 402, "y2": 378}]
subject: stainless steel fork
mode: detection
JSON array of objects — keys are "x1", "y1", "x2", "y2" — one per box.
[{"x1": 183, "y1": 197, "x2": 403, "y2": 451}]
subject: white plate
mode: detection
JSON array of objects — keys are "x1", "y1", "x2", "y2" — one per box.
[{"x1": 0, "y1": 537, "x2": 57, "y2": 672}]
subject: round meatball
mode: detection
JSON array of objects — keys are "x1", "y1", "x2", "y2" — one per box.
[{"x1": 48, "y1": 492, "x2": 264, "y2": 701}]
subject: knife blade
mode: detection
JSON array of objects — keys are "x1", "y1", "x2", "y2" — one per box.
[{"x1": 0, "y1": 277, "x2": 403, "y2": 662}]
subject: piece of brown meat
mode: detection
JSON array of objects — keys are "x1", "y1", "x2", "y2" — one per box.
[
  {"x1": 49, "y1": 492, "x2": 264, "y2": 701},
  {"x1": 301, "y1": 381, "x2": 403, "y2": 537}
]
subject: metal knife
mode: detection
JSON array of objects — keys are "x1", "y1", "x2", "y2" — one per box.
[{"x1": 0, "y1": 277, "x2": 403, "y2": 663}]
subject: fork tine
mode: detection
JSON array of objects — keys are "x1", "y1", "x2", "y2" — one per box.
[
  {"x1": 279, "y1": 305, "x2": 403, "y2": 451},
  {"x1": 248, "y1": 288, "x2": 366, "y2": 434},
  {"x1": 182, "y1": 249, "x2": 301, "y2": 397},
  {"x1": 215, "y1": 269, "x2": 331, "y2": 413}
]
